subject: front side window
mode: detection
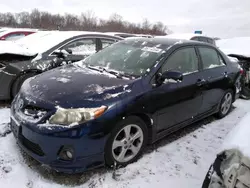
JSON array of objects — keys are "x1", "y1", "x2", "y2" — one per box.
[
  {"x1": 60, "y1": 38, "x2": 96, "y2": 55},
  {"x1": 199, "y1": 47, "x2": 225, "y2": 69},
  {"x1": 78, "y1": 41, "x2": 168, "y2": 77},
  {"x1": 162, "y1": 47, "x2": 199, "y2": 75}
]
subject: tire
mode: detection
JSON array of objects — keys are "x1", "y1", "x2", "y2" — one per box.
[
  {"x1": 105, "y1": 116, "x2": 148, "y2": 167},
  {"x1": 216, "y1": 89, "x2": 233, "y2": 119},
  {"x1": 240, "y1": 87, "x2": 250, "y2": 100},
  {"x1": 11, "y1": 73, "x2": 37, "y2": 98}
]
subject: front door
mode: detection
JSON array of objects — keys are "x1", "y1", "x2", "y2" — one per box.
[
  {"x1": 55, "y1": 38, "x2": 98, "y2": 63},
  {"x1": 152, "y1": 47, "x2": 203, "y2": 132}
]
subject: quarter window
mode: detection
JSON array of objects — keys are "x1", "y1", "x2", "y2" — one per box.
[
  {"x1": 199, "y1": 47, "x2": 225, "y2": 69},
  {"x1": 162, "y1": 47, "x2": 199, "y2": 75},
  {"x1": 60, "y1": 38, "x2": 96, "y2": 55}
]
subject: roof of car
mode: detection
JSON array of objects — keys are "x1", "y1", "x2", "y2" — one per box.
[
  {"x1": 124, "y1": 37, "x2": 209, "y2": 48},
  {"x1": 155, "y1": 33, "x2": 212, "y2": 40},
  {"x1": 105, "y1": 32, "x2": 137, "y2": 36}
]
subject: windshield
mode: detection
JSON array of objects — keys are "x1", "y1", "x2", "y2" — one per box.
[{"x1": 80, "y1": 40, "x2": 167, "y2": 77}]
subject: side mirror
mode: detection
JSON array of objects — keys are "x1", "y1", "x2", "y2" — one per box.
[
  {"x1": 64, "y1": 48, "x2": 72, "y2": 54},
  {"x1": 156, "y1": 71, "x2": 183, "y2": 85},
  {"x1": 53, "y1": 49, "x2": 72, "y2": 58}
]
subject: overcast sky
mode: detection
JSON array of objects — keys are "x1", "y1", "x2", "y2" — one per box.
[{"x1": 0, "y1": 0, "x2": 250, "y2": 38}]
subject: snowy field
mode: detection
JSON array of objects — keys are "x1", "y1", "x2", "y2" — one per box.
[{"x1": 1, "y1": 99, "x2": 250, "y2": 188}]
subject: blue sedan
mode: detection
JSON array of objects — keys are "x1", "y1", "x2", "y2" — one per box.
[{"x1": 10, "y1": 38, "x2": 241, "y2": 173}]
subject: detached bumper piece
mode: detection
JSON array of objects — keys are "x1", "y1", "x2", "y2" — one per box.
[{"x1": 203, "y1": 149, "x2": 250, "y2": 188}]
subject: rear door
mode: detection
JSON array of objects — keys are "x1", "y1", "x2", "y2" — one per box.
[{"x1": 197, "y1": 46, "x2": 230, "y2": 114}]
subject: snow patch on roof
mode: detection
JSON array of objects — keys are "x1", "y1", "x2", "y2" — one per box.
[{"x1": 56, "y1": 77, "x2": 71, "y2": 83}]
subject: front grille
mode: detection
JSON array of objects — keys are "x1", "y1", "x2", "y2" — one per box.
[{"x1": 19, "y1": 133, "x2": 45, "y2": 156}]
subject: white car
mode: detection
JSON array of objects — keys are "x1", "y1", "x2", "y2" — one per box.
[
  {"x1": 216, "y1": 37, "x2": 250, "y2": 57},
  {"x1": 202, "y1": 112, "x2": 250, "y2": 188}
]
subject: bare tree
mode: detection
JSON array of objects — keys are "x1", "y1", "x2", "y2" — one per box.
[{"x1": 0, "y1": 9, "x2": 170, "y2": 35}]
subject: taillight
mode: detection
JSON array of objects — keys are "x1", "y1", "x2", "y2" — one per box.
[{"x1": 240, "y1": 68, "x2": 244, "y2": 75}]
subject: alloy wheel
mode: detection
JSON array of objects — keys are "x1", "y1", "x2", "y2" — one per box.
[
  {"x1": 112, "y1": 124, "x2": 144, "y2": 163},
  {"x1": 221, "y1": 92, "x2": 232, "y2": 115}
]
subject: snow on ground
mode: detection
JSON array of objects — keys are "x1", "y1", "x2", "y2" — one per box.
[{"x1": 1, "y1": 99, "x2": 250, "y2": 188}]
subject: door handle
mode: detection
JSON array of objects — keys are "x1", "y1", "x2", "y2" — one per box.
[
  {"x1": 223, "y1": 72, "x2": 228, "y2": 77},
  {"x1": 196, "y1": 79, "x2": 207, "y2": 86}
]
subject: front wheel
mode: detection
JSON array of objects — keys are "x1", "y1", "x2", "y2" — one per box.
[
  {"x1": 105, "y1": 116, "x2": 148, "y2": 167},
  {"x1": 216, "y1": 90, "x2": 233, "y2": 119}
]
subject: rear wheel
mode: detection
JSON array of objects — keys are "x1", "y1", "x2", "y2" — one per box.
[
  {"x1": 105, "y1": 116, "x2": 148, "y2": 167},
  {"x1": 11, "y1": 73, "x2": 36, "y2": 98},
  {"x1": 216, "y1": 90, "x2": 233, "y2": 118}
]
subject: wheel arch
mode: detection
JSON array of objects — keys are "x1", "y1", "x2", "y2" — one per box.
[
  {"x1": 10, "y1": 69, "x2": 42, "y2": 98},
  {"x1": 125, "y1": 112, "x2": 154, "y2": 144}
]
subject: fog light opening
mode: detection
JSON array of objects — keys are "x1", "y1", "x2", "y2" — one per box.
[
  {"x1": 66, "y1": 150, "x2": 73, "y2": 159},
  {"x1": 58, "y1": 146, "x2": 74, "y2": 161}
]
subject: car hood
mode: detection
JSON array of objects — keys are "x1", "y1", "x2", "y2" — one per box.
[
  {"x1": 0, "y1": 41, "x2": 37, "y2": 56},
  {"x1": 21, "y1": 64, "x2": 135, "y2": 108}
]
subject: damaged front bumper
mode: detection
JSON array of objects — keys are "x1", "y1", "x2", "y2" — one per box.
[{"x1": 10, "y1": 115, "x2": 108, "y2": 173}]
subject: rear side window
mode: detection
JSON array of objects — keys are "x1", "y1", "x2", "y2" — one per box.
[
  {"x1": 198, "y1": 37, "x2": 209, "y2": 43},
  {"x1": 207, "y1": 38, "x2": 215, "y2": 45},
  {"x1": 100, "y1": 38, "x2": 116, "y2": 49},
  {"x1": 191, "y1": 37, "x2": 199, "y2": 41},
  {"x1": 162, "y1": 47, "x2": 199, "y2": 75},
  {"x1": 198, "y1": 47, "x2": 225, "y2": 69},
  {"x1": 5, "y1": 33, "x2": 26, "y2": 41}
]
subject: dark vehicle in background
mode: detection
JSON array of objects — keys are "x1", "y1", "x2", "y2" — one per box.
[
  {"x1": 105, "y1": 32, "x2": 137, "y2": 38},
  {"x1": 0, "y1": 28, "x2": 37, "y2": 41},
  {"x1": 216, "y1": 37, "x2": 250, "y2": 99},
  {"x1": 0, "y1": 31, "x2": 122, "y2": 100},
  {"x1": 10, "y1": 38, "x2": 241, "y2": 173},
  {"x1": 228, "y1": 54, "x2": 250, "y2": 99},
  {"x1": 157, "y1": 33, "x2": 216, "y2": 45}
]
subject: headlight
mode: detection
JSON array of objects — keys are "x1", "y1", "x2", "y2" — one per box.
[{"x1": 49, "y1": 106, "x2": 107, "y2": 125}]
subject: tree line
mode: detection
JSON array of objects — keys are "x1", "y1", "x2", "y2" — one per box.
[{"x1": 0, "y1": 9, "x2": 170, "y2": 35}]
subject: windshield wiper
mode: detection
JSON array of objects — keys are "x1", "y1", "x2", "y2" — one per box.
[
  {"x1": 86, "y1": 65, "x2": 134, "y2": 79},
  {"x1": 86, "y1": 65, "x2": 104, "y2": 72},
  {"x1": 103, "y1": 68, "x2": 135, "y2": 79}
]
